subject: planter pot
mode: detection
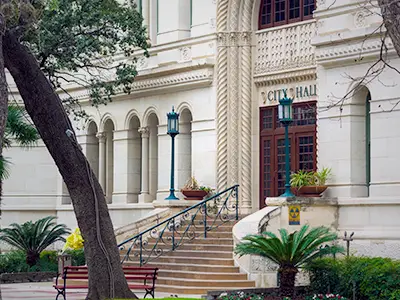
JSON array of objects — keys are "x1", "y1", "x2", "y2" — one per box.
[
  {"x1": 293, "y1": 186, "x2": 328, "y2": 197},
  {"x1": 181, "y1": 189, "x2": 208, "y2": 200}
]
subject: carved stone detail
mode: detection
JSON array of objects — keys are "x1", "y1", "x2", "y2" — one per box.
[
  {"x1": 209, "y1": 18, "x2": 216, "y2": 29},
  {"x1": 354, "y1": 11, "x2": 367, "y2": 28},
  {"x1": 180, "y1": 47, "x2": 192, "y2": 62},
  {"x1": 96, "y1": 132, "x2": 106, "y2": 142},
  {"x1": 138, "y1": 127, "x2": 150, "y2": 138},
  {"x1": 216, "y1": 0, "x2": 229, "y2": 193},
  {"x1": 255, "y1": 22, "x2": 316, "y2": 75},
  {"x1": 137, "y1": 57, "x2": 148, "y2": 70},
  {"x1": 229, "y1": 44, "x2": 239, "y2": 186}
]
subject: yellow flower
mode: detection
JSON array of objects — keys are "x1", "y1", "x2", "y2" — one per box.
[{"x1": 63, "y1": 228, "x2": 84, "y2": 251}]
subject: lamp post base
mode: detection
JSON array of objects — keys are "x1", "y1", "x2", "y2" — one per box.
[
  {"x1": 280, "y1": 185, "x2": 295, "y2": 198},
  {"x1": 165, "y1": 191, "x2": 179, "y2": 200}
]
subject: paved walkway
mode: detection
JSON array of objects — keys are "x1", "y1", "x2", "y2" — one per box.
[{"x1": 1, "y1": 282, "x2": 193, "y2": 300}]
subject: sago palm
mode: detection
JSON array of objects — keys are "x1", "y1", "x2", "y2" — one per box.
[
  {"x1": 0, "y1": 216, "x2": 70, "y2": 266},
  {"x1": 234, "y1": 225, "x2": 343, "y2": 297},
  {"x1": 0, "y1": 105, "x2": 39, "y2": 181}
]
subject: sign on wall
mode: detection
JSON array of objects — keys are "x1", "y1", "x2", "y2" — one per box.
[
  {"x1": 261, "y1": 84, "x2": 317, "y2": 105},
  {"x1": 288, "y1": 205, "x2": 301, "y2": 225}
]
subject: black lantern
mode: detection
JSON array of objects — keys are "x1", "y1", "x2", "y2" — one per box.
[
  {"x1": 278, "y1": 91, "x2": 294, "y2": 197},
  {"x1": 167, "y1": 107, "x2": 179, "y2": 136},
  {"x1": 278, "y1": 93, "x2": 293, "y2": 124},
  {"x1": 165, "y1": 106, "x2": 180, "y2": 200}
]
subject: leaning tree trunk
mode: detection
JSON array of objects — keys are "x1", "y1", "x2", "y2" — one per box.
[
  {"x1": 0, "y1": 13, "x2": 9, "y2": 300},
  {"x1": 378, "y1": 0, "x2": 400, "y2": 58},
  {"x1": 3, "y1": 31, "x2": 136, "y2": 300},
  {"x1": 278, "y1": 266, "x2": 298, "y2": 297}
]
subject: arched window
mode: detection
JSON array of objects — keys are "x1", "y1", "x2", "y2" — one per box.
[{"x1": 259, "y1": 0, "x2": 316, "y2": 29}]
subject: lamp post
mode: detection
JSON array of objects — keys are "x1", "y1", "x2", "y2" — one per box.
[
  {"x1": 278, "y1": 92, "x2": 295, "y2": 197},
  {"x1": 165, "y1": 106, "x2": 180, "y2": 200}
]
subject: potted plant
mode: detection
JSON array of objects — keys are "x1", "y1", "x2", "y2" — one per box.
[
  {"x1": 181, "y1": 176, "x2": 213, "y2": 200},
  {"x1": 290, "y1": 167, "x2": 332, "y2": 197}
]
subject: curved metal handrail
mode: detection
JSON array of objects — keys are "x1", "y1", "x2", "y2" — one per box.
[{"x1": 118, "y1": 184, "x2": 239, "y2": 266}]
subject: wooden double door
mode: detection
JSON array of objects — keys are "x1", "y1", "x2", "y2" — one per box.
[{"x1": 259, "y1": 102, "x2": 317, "y2": 208}]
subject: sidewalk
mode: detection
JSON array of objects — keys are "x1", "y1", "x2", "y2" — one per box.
[{"x1": 1, "y1": 282, "x2": 186, "y2": 300}]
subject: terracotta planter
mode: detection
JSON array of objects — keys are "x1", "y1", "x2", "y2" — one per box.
[
  {"x1": 294, "y1": 186, "x2": 328, "y2": 197},
  {"x1": 181, "y1": 189, "x2": 208, "y2": 200}
]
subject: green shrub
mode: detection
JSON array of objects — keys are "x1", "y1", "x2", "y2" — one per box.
[
  {"x1": 307, "y1": 256, "x2": 400, "y2": 300},
  {"x1": 0, "y1": 250, "x2": 29, "y2": 273},
  {"x1": 64, "y1": 249, "x2": 86, "y2": 266}
]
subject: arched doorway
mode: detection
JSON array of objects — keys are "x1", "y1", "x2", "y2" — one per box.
[
  {"x1": 86, "y1": 121, "x2": 99, "y2": 178},
  {"x1": 128, "y1": 115, "x2": 142, "y2": 203},
  {"x1": 351, "y1": 86, "x2": 371, "y2": 197},
  {"x1": 104, "y1": 119, "x2": 115, "y2": 203},
  {"x1": 148, "y1": 113, "x2": 159, "y2": 201},
  {"x1": 177, "y1": 109, "x2": 192, "y2": 188}
]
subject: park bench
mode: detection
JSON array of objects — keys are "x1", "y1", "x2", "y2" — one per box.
[{"x1": 53, "y1": 265, "x2": 158, "y2": 300}]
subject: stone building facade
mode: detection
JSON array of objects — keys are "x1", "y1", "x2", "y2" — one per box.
[{"x1": 4, "y1": 0, "x2": 400, "y2": 252}]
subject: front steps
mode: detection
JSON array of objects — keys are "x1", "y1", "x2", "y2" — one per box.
[{"x1": 121, "y1": 220, "x2": 256, "y2": 295}]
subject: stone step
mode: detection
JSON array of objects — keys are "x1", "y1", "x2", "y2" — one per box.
[
  {"x1": 122, "y1": 249, "x2": 233, "y2": 259},
  {"x1": 134, "y1": 243, "x2": 234, "y2": 252},
  {"x1": 123, "y1": 261, "x2": 240, "y2": 273},
  {"x1": 140, "y1": 255, "x2": 235, "y2": 266},
  {"x1": 159, "y1": 230, "x2": 233, "y2": 239},
  {"x1": 156, "y1": 277, "x2": 255, "y2": 288},
  {"x1": 158, "y1": 270, "x2": 247, "y2": 280},
  {"x1": 155, "y1": 284, "x2": 246, "y2": 295}
]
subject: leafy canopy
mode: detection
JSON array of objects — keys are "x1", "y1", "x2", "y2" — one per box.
[
  {"x1": 234, "y1": 225, "x2": 343, "y2": 268},
  {"x1": 12, "y1": 0, "x2": 149, "y2": 119}
]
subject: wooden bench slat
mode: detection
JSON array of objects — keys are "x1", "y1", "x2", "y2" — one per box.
[{"x1": 54, "y1": 266, "x2": 158, "y2": 300}]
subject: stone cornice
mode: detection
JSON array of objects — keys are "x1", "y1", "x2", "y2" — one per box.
[
  {"x1": 254, "y1": 67, "x2": 316, "y2": 86},
  {"x1": 59, "y1": 61, "x2": 214, "y2": 102},
  {"x1": 315, "y1": 37, "x2": 396, "y2": 65}
]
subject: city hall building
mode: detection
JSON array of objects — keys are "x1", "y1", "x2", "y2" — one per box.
[{"x1": 5, "y1": 0, "x2": 400, "y2": 256}]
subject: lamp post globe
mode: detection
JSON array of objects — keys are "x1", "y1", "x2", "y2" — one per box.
[
  {"x1": 166, "y1": 106, "x2": 180, "y2": 200},
  {"x1": 278, "y1": 92, "x2": 295, "y2": 198}
]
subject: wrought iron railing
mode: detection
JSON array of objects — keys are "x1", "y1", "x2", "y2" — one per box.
[{"x1": 118, "y1": 185, "x2": 239, "y2": 266}]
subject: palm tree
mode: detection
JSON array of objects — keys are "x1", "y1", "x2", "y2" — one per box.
[
  {"x1": 234, "y1": 225, "x2": 343, "y2": 297},
  {"x1": 0, "y1": 216, "x2": 70, "y2": 266},
  {"x1": 0, "y1": 105, "x2": 39, "y2": 181}
]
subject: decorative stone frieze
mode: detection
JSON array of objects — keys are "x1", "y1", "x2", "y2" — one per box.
[
  {"x1": 179, "y1": 47, "x2": 192, "y2": 62},
  {"x1": 255, "y1": 21, "x2": 316, "y2": 75}
]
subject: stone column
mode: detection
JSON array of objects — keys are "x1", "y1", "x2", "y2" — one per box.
[
  {"x1": 142, "y1": 0, "x2": 149, "y2": 33},
  {"x1": 112, "y1": 130, "x2": 131, "y2": 204},
  {"x1": 138, "y1": 127, "x2": 152, "y2": 203},
  {"x1": 96, "y1": 132, "x2": 107, "y2": 191}
]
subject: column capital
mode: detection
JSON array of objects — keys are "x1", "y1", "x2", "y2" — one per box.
[
  {"x1": 138, "y1": 127, "x2": 150, "y2": 138},
  {"x1": 96, "y1": 132, "x2": 107, "y2": 143}
]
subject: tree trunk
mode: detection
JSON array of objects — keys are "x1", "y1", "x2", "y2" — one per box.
[
  {"x1": 378, "y1": 0, "x2": 400, "y2": 58},
  {"x1": 278, "y1": 266, "x2": 298, "y2": 297},
  {"x1": 3, "y1": 31, "x2": 136, "y2": 300},
  {"x1": 26, "y1": 251, "x2": 40, "y2": 267},
  {"x1": 0, "y1": 13, "x2": 8, "y2": 300}
]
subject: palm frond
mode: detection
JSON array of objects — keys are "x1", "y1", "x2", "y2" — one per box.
[
  {"x1": 234, "y1": 224, "x2": 340, "y2": 268},
  {"x1": 0, "y1": 156, "x2": 12, "y2": 180},
  {"x1": 5, "y1": 105, "x2": 39, "y2": 148},
  {"x1": 0, "y1": 216, "x2": 70, "y2": 265}
]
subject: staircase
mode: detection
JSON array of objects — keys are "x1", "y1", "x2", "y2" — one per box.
[{"x1": 121, "y1": 219, "x2": 256, "y2": 295}]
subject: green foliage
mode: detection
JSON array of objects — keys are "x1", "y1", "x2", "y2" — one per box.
[
  {"x1": 307, "y1": 257, "x2": 400, "y2": 300},
  {"x1": 290, "y1": 168, "x2": 332, "y2": 188},
  {"x1": 0, "y1": 250, "x2": 58, "y2": 273},
  {"x1": 0, "y1": 216, "x2": 70, "y2": 266},
  {"x1": 64, "y1": 249, "x2": 86, "y2": 266},
  {"x1": 235, "y1": 225, "x2": 343, "y2": 268},
  {"x1": 4, "y1": 105, "x2": 39, "y2": 149},
  {"x1": 20, "y1": 0, "x2": 149, "y2": 119},
  {"x1": 0, "y1": 105, "x2": 39, "y2": 181}
]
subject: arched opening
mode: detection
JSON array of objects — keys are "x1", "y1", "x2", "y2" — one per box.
[
  {"x1": 177, "y1": 109, "x2": 192, "y2": 188},
  {"x1": 128, "y1": 116, "x2": 142, "y2": 203},
  {"x1": 148, "y1": 113, "x2": 159, "y2": 201},
  {"x1": 104, "y1": 119, "x2": 115, "y2": 203},
  {"x1": 351, "y1": 86, "x2": 371, "y2": 197},
  {"x1": 87, "y1": 121, "x2": 99, "y2": 178}
]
